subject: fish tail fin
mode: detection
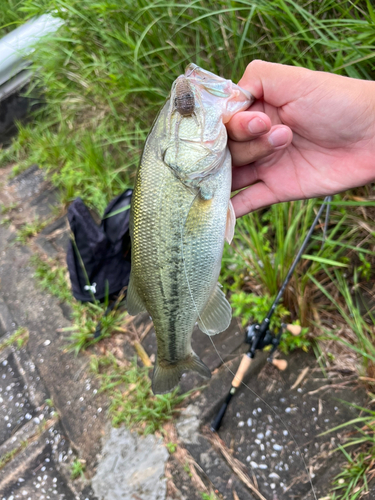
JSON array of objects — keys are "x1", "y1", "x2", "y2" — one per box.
[{"x1": 152, "y1": 352, "x2": 211, "y2": 395}]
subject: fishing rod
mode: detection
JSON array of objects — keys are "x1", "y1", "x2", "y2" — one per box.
[{"x1": 210, "y1": 196, "x2": 332, "y2": 432}]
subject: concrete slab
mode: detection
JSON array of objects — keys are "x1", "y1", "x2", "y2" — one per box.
[
  {"x1": 0, "y1": 221, "x2": 107, "y2": 469},
  {"x1": 0, "y1": 352, "x2": 35, "y2": 445},
  {"x1": 8, "y1": 164, "x2": 46, "y2": 200},
  {"x1": 92, "y1": 427, "x2": 169, "y2": 500},
  {"x1": 0, "y1": 437, "x2": 79, "y2": 500},
  {"x1": 0, "y1": 297, "x2": 16, "y2": 337},
  {"x1": 35, "y1": 216, "x2": 69, "y2": 258}
]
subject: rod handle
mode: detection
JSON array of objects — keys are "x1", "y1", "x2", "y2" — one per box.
[
  {"x1": 232, "y1": 354, "x2": 253, "y2": 388},
  {"x1": 271, "y1": 358, "x2": 288, "y2": 371},
  {"x1": 210, "y1": 399, "x2": 230, "y2": 432},
  {"x1": 286, "y1": 324, "x2": 302, "y2": 336}
]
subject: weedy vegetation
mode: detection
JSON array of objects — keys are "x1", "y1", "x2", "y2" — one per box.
[
  {"x1": 90, "y1": 354, "x2": 189, "y2": 435},
  {"x1": 1, "y1": 0, "x2": 375, "y2": 497},
  {"x1": 70, "y1": 458, "x2": 86, "y2": 480},
  {"x1": 0, "y1": 441, "x2": 28, "y2": 470},
  {"x1": 15, "y1": 217, "x2": 49, "y2": 244},
  {"x1": 201, "y1": 492, "x2": 220, "y2": 500},
  {"x1": 321, "y1": 405, "x2": 375, "y2": 499},
  {"x1": 0, "y1": 326, "x2": 29, "y2": 352}
]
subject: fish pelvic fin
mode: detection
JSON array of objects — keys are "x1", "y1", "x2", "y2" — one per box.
[
  {"x1": 197, "y1": 284, "x2": 232, "y2": 336},
  {"x1": 225, "y1": 199, "x2": 236, "y2": 244},
  {"x1": 152, "y1": 352, "x2": 211, "y2": 395}
]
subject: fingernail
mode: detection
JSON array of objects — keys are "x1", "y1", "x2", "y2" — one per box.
[
  {"x1": 248, "y1": 117, "x2": 267, "y2": 134},
  {"x1": 269, "y1": 128, "x2": 289, "y2": 148}
]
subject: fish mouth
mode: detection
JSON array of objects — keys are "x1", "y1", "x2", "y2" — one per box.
[{"x1": 184, "y1": 63, "x2": 253, "y2": 106}]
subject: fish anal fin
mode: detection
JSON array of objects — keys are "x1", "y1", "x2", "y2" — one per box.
[
  {"x1": 152, "y1": 352, "x2": 211, "y2": 394},
  {"x1": 225, "y1": 199, "x2": 236, "y2": 244},
  {"x1": 126, "y1": 277, "x2": 146, "y2": 316},
  {"x1": 197, "y1": 284, "x2": 232, "y2": 336}
]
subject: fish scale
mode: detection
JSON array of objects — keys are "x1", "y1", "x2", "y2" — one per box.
[{"x1": 127, "y1": 64, "x2": 253, "y2": 394}]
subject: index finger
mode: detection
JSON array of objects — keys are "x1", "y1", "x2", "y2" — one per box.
[{"x1": 238, "y1": 60, "x2": 319, "y2": 106}]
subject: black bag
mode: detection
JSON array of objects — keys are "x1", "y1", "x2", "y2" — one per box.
[{"x1": 66, "y1": 189, "x2": 132, "y2": 303}]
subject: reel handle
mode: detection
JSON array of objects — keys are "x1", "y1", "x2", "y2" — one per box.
[
  {"x1": 285, "y1": 324, "x2": 302, "y2": 336},
  {"x1": 270, "y1": 358, "x2": 288, "y2": 371}
]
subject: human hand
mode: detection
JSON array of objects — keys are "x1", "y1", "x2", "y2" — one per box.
[{"x1": 227, "y1": 60, "x2": 375, "y2": 217}]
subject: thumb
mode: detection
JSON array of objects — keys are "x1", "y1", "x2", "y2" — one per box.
[{"x1": 238, "y1": 60, "x2": 321, "y2": 107}]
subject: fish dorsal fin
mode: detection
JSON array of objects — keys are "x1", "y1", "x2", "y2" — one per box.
[
  {"x1": 197, "y1": 284, "x2": 232, "y2": 335},
  {"x1": 126, "y1": 276, "x2": 146, "y2": 316},
  {"x1": 225, "y1": 199, "x2": 236, "y2": 244}
]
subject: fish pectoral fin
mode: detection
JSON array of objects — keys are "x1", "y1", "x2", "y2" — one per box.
[
  {"x1": 152, "y1": 352, "x2": 211, "y2": 394},
  {"x1": 197, "y1": 284, "x2": 232, "y2": 335},
  {"x1": 126, "y1": 277, "x2": 146, "y2": 316},
  {"x1": 225, "y1": 199, "x2": 236, "y2": 244}
]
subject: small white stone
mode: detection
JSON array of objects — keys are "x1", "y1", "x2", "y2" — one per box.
[
  {"x1": 43, "y1": 340, "x2": 51, "y2": 346},
  {"x1": 269, "y1": 472, "x2": 280, "y2": 480}
]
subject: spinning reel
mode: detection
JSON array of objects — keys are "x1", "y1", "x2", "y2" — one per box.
[{"x1": 245, "y1": 321, "x2": 302, "y2": 372}]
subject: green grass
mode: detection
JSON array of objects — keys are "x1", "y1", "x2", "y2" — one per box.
[
  {"x1": 70, "y1": 458, "x2": 86, "y2": 479},
  {"x1": 91, "y1": 354, "x2": 190, "y2": 435},
  {"x1": 63, "y1": 299, "x2": 128, "y2": 354},
  {"x1": 221, "y1": 196, "x2": 364, "y2": 323},
  {"x1": 31, "y1": 255, "x2": 72, "y2": 302},
  {"x1": 1, "y1": 0, "x2": 375, "y2": 212},
  {"x1": 0, "y1": 441, "x2": 28, "y2": 470},
  {"x1": 0, "y1": 0, "x2": 28, "y2": 35},
  {"x1": 15, "y1": 217, "x2": 49, "y2": 244},
  {"x1": 0, "y1": 327, "x2": 29, "y2": 352},
  {"x1": 310, "y1": 267, "x2": 375, "y2": 376},
  {"x1": 0, "y1": 202, "x2": 18, "y2": 214},
  {"x1": 321, "y1": 406, "x2": 375, "y2": 499}
]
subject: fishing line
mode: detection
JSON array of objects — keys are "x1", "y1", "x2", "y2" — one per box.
[
  {"x1": 208, "y1": 334, "x2": 318, "y2": 500},
  {"x1": 179, "y1": 199, "x2": 317, "y2": 500}
]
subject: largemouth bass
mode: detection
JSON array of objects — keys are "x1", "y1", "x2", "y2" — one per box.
[{"x1": 127, "y1": 64, "x2": 253, "y2": 394}]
